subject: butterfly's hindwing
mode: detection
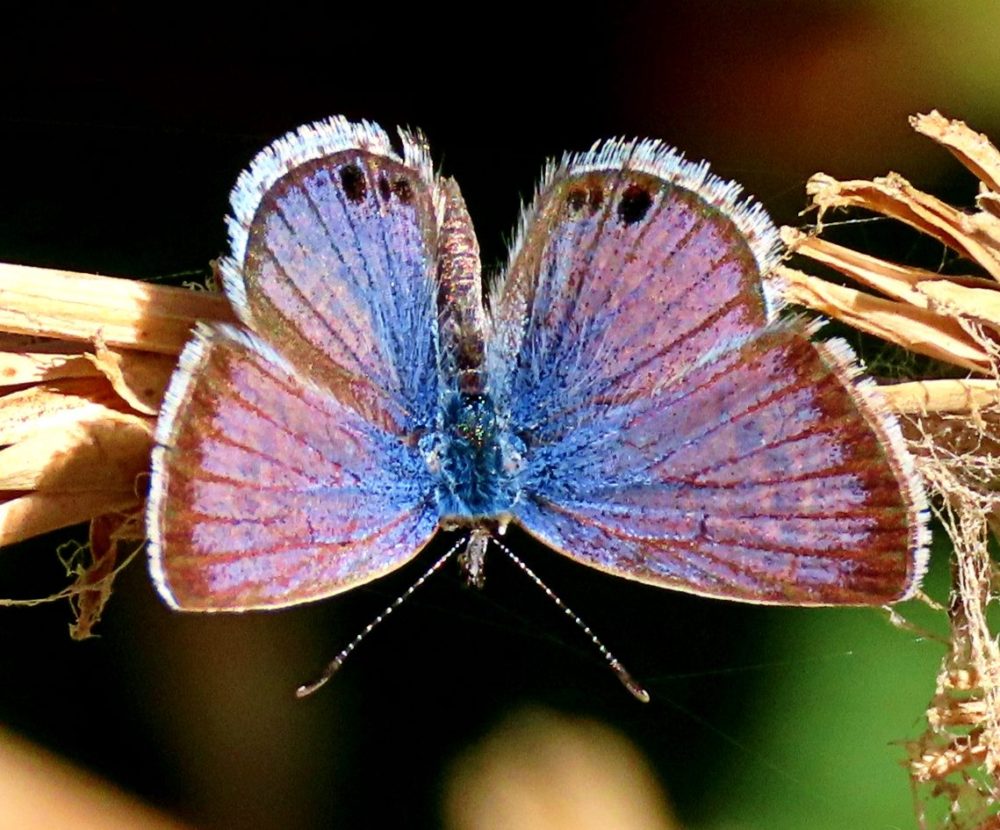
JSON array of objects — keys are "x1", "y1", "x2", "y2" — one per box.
[{"x1": 148, "y1": 325, "x2": 438, "y2": 610}]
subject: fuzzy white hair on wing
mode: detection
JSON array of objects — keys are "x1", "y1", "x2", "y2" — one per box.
[{"x1": 495, "y1": 136, "x2": 784, "y2": 321}]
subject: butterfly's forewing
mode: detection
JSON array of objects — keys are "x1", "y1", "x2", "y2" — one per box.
[
  {"x1": 488, "y1": 143, "x2": 781, "y2": 429},
  {"x1": 222, "y1": 118, "x2": 441, "y2": 434},
  {"x1": 490, "y1": 142, "x2": 929, "y2": 605},
  {"x1": 148, "y1": 118, "x2": 444, "y2": 610}
]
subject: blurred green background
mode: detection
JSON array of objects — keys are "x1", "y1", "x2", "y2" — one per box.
[{"x1": 1, "y1": 2, "x2": 998, "y2": 828}]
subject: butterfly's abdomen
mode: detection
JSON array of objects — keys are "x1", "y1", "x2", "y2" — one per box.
[{"x1": 436, "y1": 179, "x2": 487, "y2": 397}]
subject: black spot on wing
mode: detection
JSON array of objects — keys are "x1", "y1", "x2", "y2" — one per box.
[
  {"x1": 566, "y1": 187, "x2": 587, "y2": 212},
  {"x1": 392, "y1": 177, "x2": 414, "y2": 204},
  {"x1": 377, "y1": 174, "x2": 392, "y2": 202},
  {"x1": 618, "y1": 183, "x2": 653, "y2": 225},
  {"x1": 339, "y1": 164, "x2": 367, "y2": 202}
]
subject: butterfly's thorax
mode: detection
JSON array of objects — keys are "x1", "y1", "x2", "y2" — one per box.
[{"x1": 426, "y1": 391, "x2": 518, "y2": 520}]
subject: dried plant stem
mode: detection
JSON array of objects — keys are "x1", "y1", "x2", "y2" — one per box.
[
  {"x1": 0, "y1": 262, "x2": 236, "y2": 354},
  {"x1": 880, "y1": 380, "x2": 1000, "y2": 414},
  {"x1": 783, "y1": 110, "x2": 1000, "y2": 827}
]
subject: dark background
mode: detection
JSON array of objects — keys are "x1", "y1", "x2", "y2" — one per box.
[{"x1": 1, "y1": 3, "x2": 997, "y2": 828}]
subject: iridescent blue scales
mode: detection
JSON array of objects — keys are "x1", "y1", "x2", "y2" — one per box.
[{"x1": 147, "y1": 116, "x2": 930, "y2": 613}]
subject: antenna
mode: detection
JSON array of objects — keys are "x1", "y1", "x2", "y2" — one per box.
[
  {"x1": 489, "y1": 536, "x2": 650, "y2": 703},
  {"x1": 296, "y1": 537, "x2": 466, "y2": 698}
]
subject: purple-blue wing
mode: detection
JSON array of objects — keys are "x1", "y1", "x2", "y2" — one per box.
[
  {"x1": 489, "y1": 142, "x2": 929, "y2": 605},
  {"x1": 148, "y1": 118, "x2": 448, "y2": 610},
  {"x1": 488, "y1": 141, "x2": 782, "y2": 423},
  {"x1": 148, "y1": 325, "x2": 438, "y2": 611},
  {"x1": 222, "y1": 117, "x2": 442, "y2": 434}
]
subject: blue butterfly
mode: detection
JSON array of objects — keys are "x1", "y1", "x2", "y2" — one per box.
[{"x1": 147, "y1": 117, "x2": 929, "y2": 693}]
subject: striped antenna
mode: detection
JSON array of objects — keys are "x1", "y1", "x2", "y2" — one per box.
[
  {"x1": 296, "y1": 538, "x2": 466, "y2": 698},
  {"x1": 489, "y1": 536, "x2": 650, "y2": 703}
]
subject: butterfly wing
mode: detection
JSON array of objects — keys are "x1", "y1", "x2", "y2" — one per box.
[
  {"x1": 222, "y1": 117, "x2": 442, "y2": 433},
  {"x1": 149, "y1": 325, "x2": 439, "y2": 610},
  {"x1": 148, "y1": 118, "x2": 445, "y2": 610},
  {"x1": 489, "y1": 141, "x2": 929, "y2": 605}
]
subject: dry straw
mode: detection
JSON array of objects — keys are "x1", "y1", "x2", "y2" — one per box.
[
  {"x1": 780, "y1": 111, "x2": 1000, "y2": 826},
  {"x1": 0, "y1": 111, "x2": 998, "y2": 821},
  {"x1": 0, "y1": 263, "x2": 236, "y2": 635}
]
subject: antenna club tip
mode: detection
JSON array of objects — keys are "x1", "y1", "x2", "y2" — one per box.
[
  {"x1": 614, "y1": 667, "x2": 650, "y2": 703},
  {"x1": 295, "y1": 677, "x2": 330, "y2": 699}
]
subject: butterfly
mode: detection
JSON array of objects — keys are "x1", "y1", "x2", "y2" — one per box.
[{"x1": 147, "y1": 116, "x2": 929, "y2": 689}]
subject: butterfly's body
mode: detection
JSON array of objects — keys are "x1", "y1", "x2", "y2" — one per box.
[
  {"x1": 427, "y1": 180, "x2": 520, "y2": 530},
  {"x1": 147, "y1": 116, "x2": 929, "y2": 625}
]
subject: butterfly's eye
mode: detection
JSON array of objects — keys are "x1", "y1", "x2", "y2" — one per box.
[
  {"x1": 588, "y1": 186, "x2": 604, "y2": 211},
  {"x1": 618, "y1": 183, "x2": 653, "y2": 225},
  {"x1": 339, "y1": 164, "x2": 367, "y2": 202}
]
